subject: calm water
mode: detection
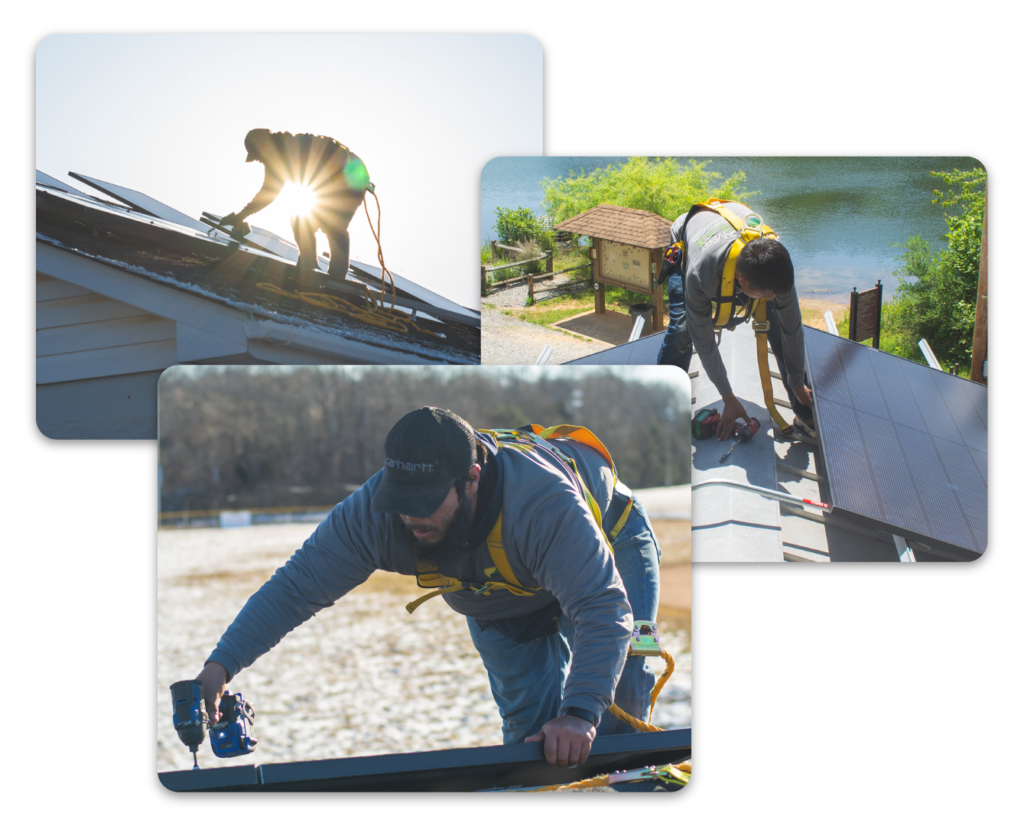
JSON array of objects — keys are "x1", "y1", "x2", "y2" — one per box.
[{"x1": 481, "y1": 156, "x2": 983, "y2": 298}]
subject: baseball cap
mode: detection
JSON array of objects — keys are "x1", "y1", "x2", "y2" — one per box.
[
  {"x1": 370, "y1": 408, "x2": 477, "y2": 518},
  {"x1": 244, "y1": 128, "x2": 272, "y2": 162}
]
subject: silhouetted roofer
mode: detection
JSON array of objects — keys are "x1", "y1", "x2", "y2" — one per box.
[{"x1": 221, "y1": 129, "x2": 373, "y2": 280}]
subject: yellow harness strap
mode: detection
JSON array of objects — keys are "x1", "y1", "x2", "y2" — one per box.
[
  {"x1": 753, "y1": 300, "x2": 795, "y2": 435},
  {"x1": 406, "y1": 425, "x2": 624, "y2": 612}
]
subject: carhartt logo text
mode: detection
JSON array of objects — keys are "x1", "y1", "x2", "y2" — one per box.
[{"x1": 386, "y1": 457, "x2": 435, "y2": 473}]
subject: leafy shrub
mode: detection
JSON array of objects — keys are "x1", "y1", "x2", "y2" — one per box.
[
  {"x1": 887, "y1": 168, "x2": 986, "y2": 369},
  {"x1": 494, "y1": 206, "x2": 545, "y2": 245}
]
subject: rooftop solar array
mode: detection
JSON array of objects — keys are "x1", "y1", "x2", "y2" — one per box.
[
  {"x1": 35, "y1": 170, "x2": 92, "y2": 199},
  {"x1": 69, "y1": 172, "x2": 218, "y2": 235},
  {"x1": 805, "y1": 328, "x2": 987, "y2": 558},
  {"x1": 36, "y1": 171, "x2": 480, "y2": 363},
  {"x1": 350, "y1": 261, "x2": 480, "y2": 326},
  {"x1": 565, "y1": 330, "x2": 666, "y2": 365}
]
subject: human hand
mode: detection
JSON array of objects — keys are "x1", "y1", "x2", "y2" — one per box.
[
  {"x1": 525, "y1": 714, "x2": 597, "y2": 767},
  {"x1": 791, "y1": 383, "x2": 814, "y2": 408},
  {"x1": 719, "y1": 393, "x2": 752, "y2": 440},
  {"x1": 195, "y1": 661, "x2": 229, "y2": 725}
]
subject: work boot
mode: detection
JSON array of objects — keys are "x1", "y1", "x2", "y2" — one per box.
[
  {"x1": 792, "y1": 414, "x2": 817, "y2": 440},
  {"x1": 292, "y1": 263, "x2": 323, "y2": 293}
]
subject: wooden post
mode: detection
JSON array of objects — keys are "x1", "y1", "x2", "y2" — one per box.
[
  {"x1": 546, "y1": 250, "x2": 553, "y2": 274},
  {"x1": 481, "y1": 265, "x2": 488, "y2": 297},
  {"x1": 528, "y1": 275, "x2": 534, "y2": 302},
  {"x1": 491, "y1": 240, "x2": 498, "y2": 259},
  {"x1": 848, "y1": 287, "x2": 859, "y2": 341},
  {"x1": 594, "y1": 241, "x2": 605, "y2": 314},
  {"x1": 652, "y1": 249, "x2": 665, "y2": 332},
  {"x1": 970, "y1": 186, "x2": 988, "y2": 384}
]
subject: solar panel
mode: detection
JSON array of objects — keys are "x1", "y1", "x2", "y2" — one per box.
[
  {"x1": 566, "y1": 331, "x2": 666, "y2": 365},
  {"x1": 200, "y1": 211, "x2": 302, "y2": 263},
  {"x1": 804, "y1": 328, "x2": 987, "y2": 558},
  {"x1": 36, "y1": 170, "x2": 93, "y2": 199},
  {"x1": 350, "y1": 261, "x2": 480, "y2": 326},
  {"x1": 69, "y1": 172, "x2": 213, "y2": 234}
]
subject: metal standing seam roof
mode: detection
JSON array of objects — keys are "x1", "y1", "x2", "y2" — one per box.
[{"x1": 554, "y1": 204, "x2": 673, "y2": 249}]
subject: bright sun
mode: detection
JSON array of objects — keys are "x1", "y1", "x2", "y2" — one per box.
[{"x1": 278, "y1": 182, "x2": 316, "y2": 217}]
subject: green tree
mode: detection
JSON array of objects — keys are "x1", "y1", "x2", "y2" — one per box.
[
  {"x1": 540, "y1": 157, "x2": 756, "y2": 223},
  {"x1": 886, "y1": 168, "x2": 986, "y2": 369}
]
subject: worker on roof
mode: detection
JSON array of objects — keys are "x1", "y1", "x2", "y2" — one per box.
[
  {"x1": 221, "y1": 128, "x2": 372, "y2": 280},
  {"x1": 193, "y1": 407, "x2": 662, "y2": 768},
  {"x1": 656, "y1": 201, "x2": 815, "y2": 439}
]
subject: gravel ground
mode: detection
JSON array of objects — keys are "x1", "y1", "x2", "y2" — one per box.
[{"x1": 482, "y1": 282, "x2": 612, "y2": 365}]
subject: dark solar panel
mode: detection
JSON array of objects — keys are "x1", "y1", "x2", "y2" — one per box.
[
  {"x1": 805, "y1": 328, "x2": 987, "y2": 558},
  {"x1": 566, "y1": 331, "x2": 666, "y2": 365}
]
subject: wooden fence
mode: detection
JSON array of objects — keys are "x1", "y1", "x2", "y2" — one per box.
[{"x1": 481, "y1": 250, "x2": 553, "y2": 295}]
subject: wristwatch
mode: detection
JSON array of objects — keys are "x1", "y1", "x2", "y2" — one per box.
[{"x1": 562, "y1": 706, "x2": 599, "y2": 726}]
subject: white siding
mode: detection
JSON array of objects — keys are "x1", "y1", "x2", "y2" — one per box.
[{"x1": 36, "y1": 273, "x2": 178, "y2": 384}]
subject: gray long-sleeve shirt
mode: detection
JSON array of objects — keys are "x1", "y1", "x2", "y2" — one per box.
[
  {"x1": 207, "y1": 435, "x2": 632, "y2": 722},
  {"x1": 673, "y1": 202, "x2": 806, "y2": 397}
]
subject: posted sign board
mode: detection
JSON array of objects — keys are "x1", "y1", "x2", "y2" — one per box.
[{"x1": 600, "y1": 241, "x2": 652, "y2": 291}]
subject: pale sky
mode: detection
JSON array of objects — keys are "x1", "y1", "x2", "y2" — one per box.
[{"x1": 36, "y1": 34, "x2": 543, "y2": 309}]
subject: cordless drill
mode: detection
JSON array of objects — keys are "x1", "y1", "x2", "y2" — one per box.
[
  {"x1": 170, "y1": 680, "x2": 208, "y2": 770},
  {"x1": 719, "y1": 418, "x2": 761, "y2": 463},
  {"x1": 170, "y1": 680, "x2": 257, "y2": 769}
]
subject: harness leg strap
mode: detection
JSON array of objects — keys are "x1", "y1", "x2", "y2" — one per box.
[{"x1": 754, "y1": 301, "x2": 794, "y2": 435}]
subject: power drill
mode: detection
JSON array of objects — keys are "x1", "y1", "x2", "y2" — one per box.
[
  {"x1": 170, "y1": 680, "x2": 208, "y2": 770},
  {"x1": 169, "y1": 681, "x2": 257, "y2": 768},
  {"x1": 719, "y1": 417, "x2": 761, "y2": 463}
]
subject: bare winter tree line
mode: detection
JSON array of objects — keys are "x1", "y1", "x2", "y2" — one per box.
[{"x1": 158, "y1": 366, "x2": 690, "y2": 513}]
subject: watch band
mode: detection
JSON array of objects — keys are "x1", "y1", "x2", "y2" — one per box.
[{"x1": 562, "y1": 706, "x2": 599, "y2": 726}]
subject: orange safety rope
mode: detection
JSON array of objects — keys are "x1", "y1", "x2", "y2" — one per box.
[
  {"x1": 606, "y1": 649, "x2": 675, "y2": 732},
  {"x1": 362, "y1": 189, "x2": 396, "y2": 310}
]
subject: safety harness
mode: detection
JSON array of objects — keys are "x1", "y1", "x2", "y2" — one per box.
[
  {"x1": 404, "y1": 424, "x2": 632, "y2": 614},
  {"x1": 660, "y1": 199, "x2": 794, "y2": 435},
  {"x1": 403, "y1": 424, "x2": 676, "y2": 733}
]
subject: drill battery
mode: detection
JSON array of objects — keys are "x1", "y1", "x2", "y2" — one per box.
[
  {"x1": 210, "y1": 692, "x2": 257, "y2": 758},
  {"x1": 691, "y1": 407, "x2": 722, "y2": 440}
]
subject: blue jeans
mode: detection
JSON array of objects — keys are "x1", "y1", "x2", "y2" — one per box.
[
  {"x1": 656, "y1": 272, "x2": 813, "y2": 421},
  {"x1": 467, "y1": 499, "x2": 662, "y2": 743}
]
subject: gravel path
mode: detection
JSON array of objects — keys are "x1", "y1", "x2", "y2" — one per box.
[{"x1": 482, "y1": 282, "x2": 611, "y2": 365}]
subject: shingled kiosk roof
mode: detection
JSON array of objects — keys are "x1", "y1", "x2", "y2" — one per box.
[{"x1": 554, "y1": 204, "x2": 673, "y2": 249}]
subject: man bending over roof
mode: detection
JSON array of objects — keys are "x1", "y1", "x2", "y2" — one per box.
[
  {"x1": 221, "y1": 129, "x2": 372, "y2": 280},
  {"x1": 656, "y1": 201, "x2": 815, "y2": 439},
  {"x1": 192, "y1": 407, "x2": 662, "y2": 767}
]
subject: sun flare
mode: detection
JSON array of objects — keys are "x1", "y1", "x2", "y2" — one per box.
[{"x1": 278, "y1": 182, "x2": 317, "y2": 217}]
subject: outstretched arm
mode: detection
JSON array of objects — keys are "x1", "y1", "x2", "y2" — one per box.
[{"x1": 235, "y1": 168, "x2": 286, "y2": 220}]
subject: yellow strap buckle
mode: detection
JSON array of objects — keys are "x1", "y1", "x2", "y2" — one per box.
[{"x1": 752, "y1": 320, "x2": 770, "y2": 333}]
